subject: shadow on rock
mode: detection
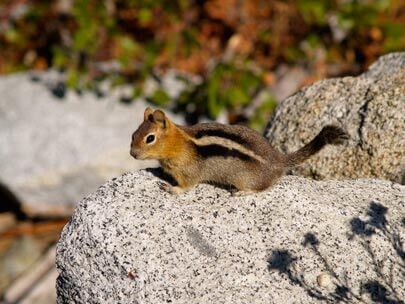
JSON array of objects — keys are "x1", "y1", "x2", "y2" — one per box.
[
  {"x1": 349, "y1": 202, "x2": 404, "y2": 263},
  {"x1": 349, "y1": 202, "x2": 404, "y2": 303},
  {"x1": 361, "y1": 280, "x2": 402, "y2": 304},
  {"x1": 267, "y1": 249, "x2": 331, "y2": 301},
  {"x1": 0, "y1": 181, "x2": 27, "y2": 220},
  {"x1": 145, "y1": 167, "x2": 236, "y2": 193},
  {"x1": 145, "y1": 167, "x2": 177, "y2": 186},
  {"x1": 267, "y1": 201, "x2": 404, "y2": 303}
]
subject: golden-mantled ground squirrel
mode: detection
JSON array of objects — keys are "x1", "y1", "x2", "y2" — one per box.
[{"x1": 130, "y1": 107, "x2": 348, "y2": 195}]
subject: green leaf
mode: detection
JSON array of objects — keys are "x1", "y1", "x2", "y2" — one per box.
[
  {"x1": 67, "y1": 69, "x2": 80, "y2": 89},
  {"x1": 52, "y1": 46, "x2": 68, "y2": 68},
  {"x1": 138, "y1": 8, "x2": 152, "y2": 24},
  {"x1": 117, "y1": 35, "x2": 139, "y2": 65},
  {"x1": 5, "y1": 28, "x2": 23, "y2": 45},
  {"x1": 226, "y1": 86, "x2": 250, "y2": 106},
  {"x1": 383, "y1": 23, "x2": 405, "y2": 52},
  {"x1": 149, "y1": 88, "x2": 171, "y2": 106},
  {"x1": 297, "y1": 0, "x2": 330, "y2": 25},
  {"x1": 132, "y1": 86, "x2": 143, "y2": 99},
  {"x1": 249, "y1": 94, "x2": 277, "y2": 131}
]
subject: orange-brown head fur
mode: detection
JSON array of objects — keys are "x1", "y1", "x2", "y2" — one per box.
[{"x1": 130, "y1": 108, "x2": 189, "y2": 161}]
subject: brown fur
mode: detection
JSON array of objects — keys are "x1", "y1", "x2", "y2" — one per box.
[{"x1": 130, "y1": 108, "x2": 348, "y2": 194}]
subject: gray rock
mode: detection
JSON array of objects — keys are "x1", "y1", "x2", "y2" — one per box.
[
  {"x1": 56, "y1": 170, "x2": 405, "y2": 303},
  {"x1": 265, "y1": 52, "x2": 405, "y2": 184},
  {"x1": 362, "y1": 52, "x2": 405, "y2": 79},
  {"x1": 0, "y1": 71, "x2": 183, "y2": 217}
]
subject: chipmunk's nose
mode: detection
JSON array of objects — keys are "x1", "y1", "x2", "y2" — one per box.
[
  {"x1": 130, "y1": 147, "x2": 138, "y2": 159},
  {"x1": 130, "y1": 140, "x2": 139, "y2": 158}
]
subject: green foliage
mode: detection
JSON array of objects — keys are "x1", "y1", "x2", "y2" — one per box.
[
  {"x1": 178, "y1": 62, "x2": 263, "y2": 118},
  {"x1": 337, "y1": 0, "x2": 390, "y2": 30},
  {"x1": 297, "y1": 0, "x2": 391, "y2": 29},
  {"x1": 249, "y1": 94, "x2": 277, "y2": 131},
  {"x1": 149, "y1": 88, "x2": 171, "y2": 106},
  {"x1": 383, "y1": 22, "x2": 405, "y2": 52},
  {"x1": 0, "y1": 0, "x2": 404, "y2": 128},
  {"x1": 116, "y1": 36, "x2": 139, "y2": 65},
  {"x1": 297, "y1": 0, "x2": 331, "y2": 25}
]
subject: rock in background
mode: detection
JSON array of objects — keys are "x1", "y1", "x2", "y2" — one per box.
[
  {"x1": 0, "y1": 71, "x2": 184, "y2": 217},
  {"x1": 265, "y1": 52, "x2": 405, "y2": 184},
  {"x1": 56, "y1": 170, "x2": 405, "y2": 304}
]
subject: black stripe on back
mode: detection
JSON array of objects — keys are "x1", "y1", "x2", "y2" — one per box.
[
  {"x1": 195, "y1": 129, "x2": 251, "y2": 149},
  {"x1": 194, "y1": 144, "x2": 253, "y2": 161}
]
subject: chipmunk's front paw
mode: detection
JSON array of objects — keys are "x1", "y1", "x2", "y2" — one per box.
[
  {"x1": 170, "y1": 186, "x2": 186, "y2": 195},
  {"x1": 158, "y1": 181, "x2": 171, "y2": 192},
  {"x1": 157, "y1": 182, "x2": 184, "y2": 195}
]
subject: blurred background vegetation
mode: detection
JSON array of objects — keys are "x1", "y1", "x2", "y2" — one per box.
[{"x1": 0, "y1": 0, "x2": 404, "y2": 128}]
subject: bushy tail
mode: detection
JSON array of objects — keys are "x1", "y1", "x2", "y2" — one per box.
[{"x1": 285, "y1": 125, "x2": 348, "y2": 168}]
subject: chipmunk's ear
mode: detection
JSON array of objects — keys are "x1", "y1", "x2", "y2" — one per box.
[
  {"x1": 152, "y1": 109, "x2": 168, "y2": 128},
  {"x1": 144, "y1": 107, "x2": 154, "y2": 121}
]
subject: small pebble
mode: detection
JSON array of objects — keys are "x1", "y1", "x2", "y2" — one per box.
[{"x1": 317, "y1": 273, "x2": 332, "y2": 288}]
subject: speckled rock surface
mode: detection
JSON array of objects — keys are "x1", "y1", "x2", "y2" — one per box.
[
  {"x1": 0, "y1": 71, "x2": 184, "y2": 216},
  {"x1": 264, "y1": 52, "x2": 405, "y2": 184},
  {"x1": 56, "y1": 170, "x2": 405, "y2": 303}
]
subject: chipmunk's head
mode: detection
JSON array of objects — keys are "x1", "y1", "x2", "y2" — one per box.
[{"x1": 130, "y1": 107, "x2": 174, "y2": 160}]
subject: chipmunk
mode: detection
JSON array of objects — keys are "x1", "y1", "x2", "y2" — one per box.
[{"x1": 130, "y1": 107, "x2": 348, "y2": 196}]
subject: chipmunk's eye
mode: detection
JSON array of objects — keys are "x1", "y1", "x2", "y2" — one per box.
[{"x1": 145, "y1": 134, "x2": 155, "y2": 144}]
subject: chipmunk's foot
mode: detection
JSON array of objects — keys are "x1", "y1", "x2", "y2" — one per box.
[
  {"x1": 158, "y1": 181, "x2": 171, "y2": 192},
  {"x1": 158, "y1": 182, "x2": 185, "y2": 195},
  {"x1": 170, "y1": 186, "x2": 186, "y2": 195},
  {"x1": 232, "y1": 190, "x2": 258, "y2": 197}
]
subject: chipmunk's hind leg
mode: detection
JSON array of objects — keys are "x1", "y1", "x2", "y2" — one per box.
[
  {"x1": 231, "y1": 175, "x2": 266, "y2": 196},
  {"x1": 232, "y1": 166, "x2": 284, "y2": 196}
]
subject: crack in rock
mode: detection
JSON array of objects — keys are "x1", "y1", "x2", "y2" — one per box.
[{"x1": 357, "y1": 87, "x2": 374, "y2": 150}]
